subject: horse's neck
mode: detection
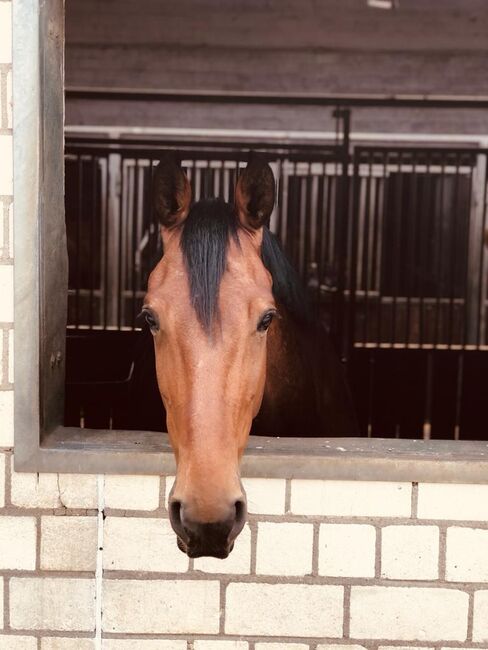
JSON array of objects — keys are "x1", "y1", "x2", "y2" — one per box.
[
  {"x1": 256, "y1": 307, "x2": 315, "y2": 435},
  {"x1": 257, "y1": 305, "x2": 359, "y2": 437}
]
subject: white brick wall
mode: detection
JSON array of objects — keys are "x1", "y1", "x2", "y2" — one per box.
[
  {"x1": 103, "y1": 579, "x2": 220, "y2": 633},
  {"x1": 102, "y1": 642, "x2": 185, "y2": 650},
  {"x1": 0, "y1": 516, "x2": 36, "y2": 570},
  {"x1": 319, "y1": 523, "x2": 375, "y2": 578},
  {"x1": 256, "y1": 645, "x2": 309, "y2": 650},
  {"x1": 418, "y1": 483, "x2": 488, "y2": 521},
  {"x1": 381, "y1": 525, "x2": 439, "y2": 580},
  {"x1": 291, "y1": 480, "x2": 411, "y2": 517},
  {"x1": 41, "y1": 516, "x2": 98, "y2": 571},
  {"x1": 446, "y1": 526, "x2": 488, "y2": 582},
  {"x1": 256, "y1": 522, "x2": 313, "y2": 576},
  {"x1": 473, "y1": 590, "x2": 488, "y2": 642},
  {"x1": 193, "y1": 642, "x2": 248, "y2": 650},
  {"x1": 104, "y1": 475, "x2": 160, "y2": 510},
  {"x1": 350, "y1": 586, "x2": 469, "y2": 641},
  {"x1": 9, "y1": 577, "x2": 96, "y2": 631},
  {"x1": 0, "y1": 637, "x2": 36, "y2": 650},
  {"x1": 0, "y1": 391, "x2": 13, "y2": 447},
  {"x1": 103, "y1": 517, "x2": 189, "y2": 572},
  {"x1": 225, "y1": 583, "x2": 344, "y2": 636},
  {"x1": 42, "y1": 640, "x2": 95, "y2": 650},
  {"x1": 242, "y1": 478, "x2": 286, "y2": 514}
]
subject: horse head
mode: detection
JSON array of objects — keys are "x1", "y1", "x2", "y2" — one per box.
[{"x1": 143, "y1": 153, "x2": 276, "y2": 558}]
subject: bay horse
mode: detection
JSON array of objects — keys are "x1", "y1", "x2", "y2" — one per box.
[{"x1": 133, "y1": 153, "x2": 357, "y2": 558}]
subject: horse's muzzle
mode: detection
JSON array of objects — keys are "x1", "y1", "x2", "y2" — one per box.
[{"x1": 169, "y1": 498, "x2": 247, "y2": 558}]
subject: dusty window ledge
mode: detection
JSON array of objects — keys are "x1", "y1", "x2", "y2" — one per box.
[{"x1": 12, "y1": 428, "x2": 488, "y2": 482}]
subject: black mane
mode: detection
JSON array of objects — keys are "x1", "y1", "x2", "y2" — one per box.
[{"x1": 180, "y1": 198, "x2": 310, "y2": 331}]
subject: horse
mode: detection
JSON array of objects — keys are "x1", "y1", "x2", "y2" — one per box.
[{"x1": 131, "y1": 153, "x2": 358, "y2": 559}]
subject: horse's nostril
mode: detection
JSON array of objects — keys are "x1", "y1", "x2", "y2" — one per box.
[
  {"x1": 235, "y1": 498, "x2": 246, "y2": 525},
  {"x1": 169, "y1": 499, "x2": 189, "y2": 543},
  {"x1": 230, "y1": 498, "x2": 247, "y2": 543},
  {"x1": 169, "y1": 499, "x2": 182, "y2": 524}
]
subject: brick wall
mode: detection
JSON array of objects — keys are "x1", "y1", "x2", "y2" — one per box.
[
  {"x1": 3, "y1": 1, "x2": 488, "y2": 647},
  {"x1": 1, "y1": 463, "x2": 488, "y2": 646}
]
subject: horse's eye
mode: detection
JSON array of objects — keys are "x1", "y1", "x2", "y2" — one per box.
[
  {"x1": 257, "y1": 310, "x2": 276, "y2": 333},
  {"x1": 142, "y1": 308, "x2": 159, "y2": 333}
]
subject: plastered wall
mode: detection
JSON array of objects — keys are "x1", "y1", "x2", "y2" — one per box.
[{"x1": 2, "y1": 1, "x2": 488, "y2": 647}]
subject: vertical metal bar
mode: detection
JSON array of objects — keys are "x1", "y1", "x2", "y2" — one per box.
[
  {"x1": 434, "y1": 153, "x2": 446, "y2": 347},
  {"x1": 447, "y1": 153, "x2": 460, "y2": 347},
  {"x1": 405, "y1": 152, "x2": 417, "y2": 347},
  {"x1": 315, "y1": 168, "x2": 325, "y2": 301},
  {"x1": 391, "y1": 151, "x2": 403, "y2": 347},
  {"x1": 376, "y1": 150, "x2": 388, "y2": 345},
  {"x1": 476, "y1": 154, "x2": 488, "y2": 347},
  {"x1": 76, "y1": 157, "x2": 83, "y2": 328},
  {"x1": 362, "y1": 151, "x2": 372, "y2": 344},
  {"x1": 371, "y1": 167, "x2": 381, "y2": 344},
  {"x1": 347, "y1": 147, "x2": 361, "y2": 354},
  {"x1": 419, "y1": 152, "x2": 433, "y2": 346},
  {"x1": 132, "y1": 158, "x2": 139, "y2": 328},
  {"x1": 304, "y1": 168, "x2": 312, "y2": 285},
  {"x1": 116, "y1": 155, "x2": 124, "y2": 329},
  {"x1": 336, "y1": 110, "x2": 351, "y2": 359},
  {"x1": 104, "y1": 155, "x2": 110, "y2": 330},
  {"x1": 275, "y1": 157, "x2": 283, "y2": 240},
  {"x1": 454, "y1": 352, "x2": 464, "y2": 440},
  {"x1": 462, "y1": 164, "x2": 474, "y2": 347},
  {"x1": 423, "y1": 351, "x2": 433, "y2": 439},
  {"x1": 89, "y1": 155, "x2": 96, "y2": 330}
]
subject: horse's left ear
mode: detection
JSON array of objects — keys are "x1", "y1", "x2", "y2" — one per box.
[{"x1": 235, "y1": 156, "x2": 275, "y2": 232}]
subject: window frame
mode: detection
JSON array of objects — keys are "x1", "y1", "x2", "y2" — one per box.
[{"x1": 13, "y1": 0, "x2": 488, "y2": 481}]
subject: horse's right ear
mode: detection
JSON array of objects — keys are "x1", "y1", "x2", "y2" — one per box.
[{"x1": 153, "y1": 153, "x2": 191, "y2": 229}]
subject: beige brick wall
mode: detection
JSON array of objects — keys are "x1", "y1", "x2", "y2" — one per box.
[{"x1": 3, "y1": 1, "x2": 488, "y2": 647}]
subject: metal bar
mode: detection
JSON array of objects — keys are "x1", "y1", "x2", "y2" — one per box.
[
  {"x1": 434, "y1": 154, "x2": 446, "y2": 347},
  {"x1": 405, "y1": 152, "x2": 417, "y2": 346},
  {"x1": 476, "y1": 154, "x2": 488, "y2": 347},
  {"x1": 89, "y1": 155, "x2": 96, "y2": 329},
  {"x1": 75, "y1": 157, "x2": 83, "y2": 328},
  {"x1": 131, "y1": 158, "x2": 139, "y2": 328},
  {"x1": 116, "y1": 155, "x2": 123, "y2": 329},
  {"x1": 347, "y1": 148, "x2": 361, "y2": 354},
  {"x1": 362, "y1": 152, "x2": 372, "y2": 345},
  {"x1": 65, "y1": 87, "x2": 488, "y2": 109},
  {"x1": 448, "y1": 153, "x2": 461, "y2": 347}
]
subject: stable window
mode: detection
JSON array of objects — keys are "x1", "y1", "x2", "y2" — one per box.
[{"x1": 13, "y1": 0, "x2": 488, "y2": 480}]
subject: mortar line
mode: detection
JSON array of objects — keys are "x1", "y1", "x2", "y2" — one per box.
[
  {"x1": 2, "y1": 572, "x2": 8, "y2": 630},
  {"x1": 219, "y1": 580, "x2": 226, "y2": 635},
  {"x1": 312, "y1": 521, "x2": 320, "y2": 576},
  {"x1": 285, "y1": 478, "x2": 292, "y2": 513},
  {"x1": 95, "y1": 474, "x2": 105, "y2": 650},
  {"x1": 343, "y1": 583, "x2": 351, "y2": 639},
  {"x1": 375, "y1": 525, "x2": 382, "y2": 579},
  {"x1": 467, "y1": 589, "x2": 475, "y2": 642},
  {"x1": 4, "y1": 450, "x2": 11, "y2": 505},
  {"x1": 438, "y1": 525, "x2": 447, "y2": 581},
  {"x1": 249, "y1": 518, "x2": 258, "y2": 575},
  {"x1": 411, "y1": 481, "x2": 419, "y2": 519}
]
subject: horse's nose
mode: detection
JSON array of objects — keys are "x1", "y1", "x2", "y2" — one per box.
[{"x1": 169, "y1": 497, "x2": 247, "y2": 558}]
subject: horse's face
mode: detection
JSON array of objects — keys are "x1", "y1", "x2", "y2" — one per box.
[{"x1": 143, "y1": 155, "x2": 276, "y2": 558}]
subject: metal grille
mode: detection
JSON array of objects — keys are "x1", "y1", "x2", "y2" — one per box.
[
  {"x1": 64, "y1": 136, "x2": 488, "y2": 439},
  {"x1": 65, "y1": 138, "x2": 345, "y2": 332}
]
